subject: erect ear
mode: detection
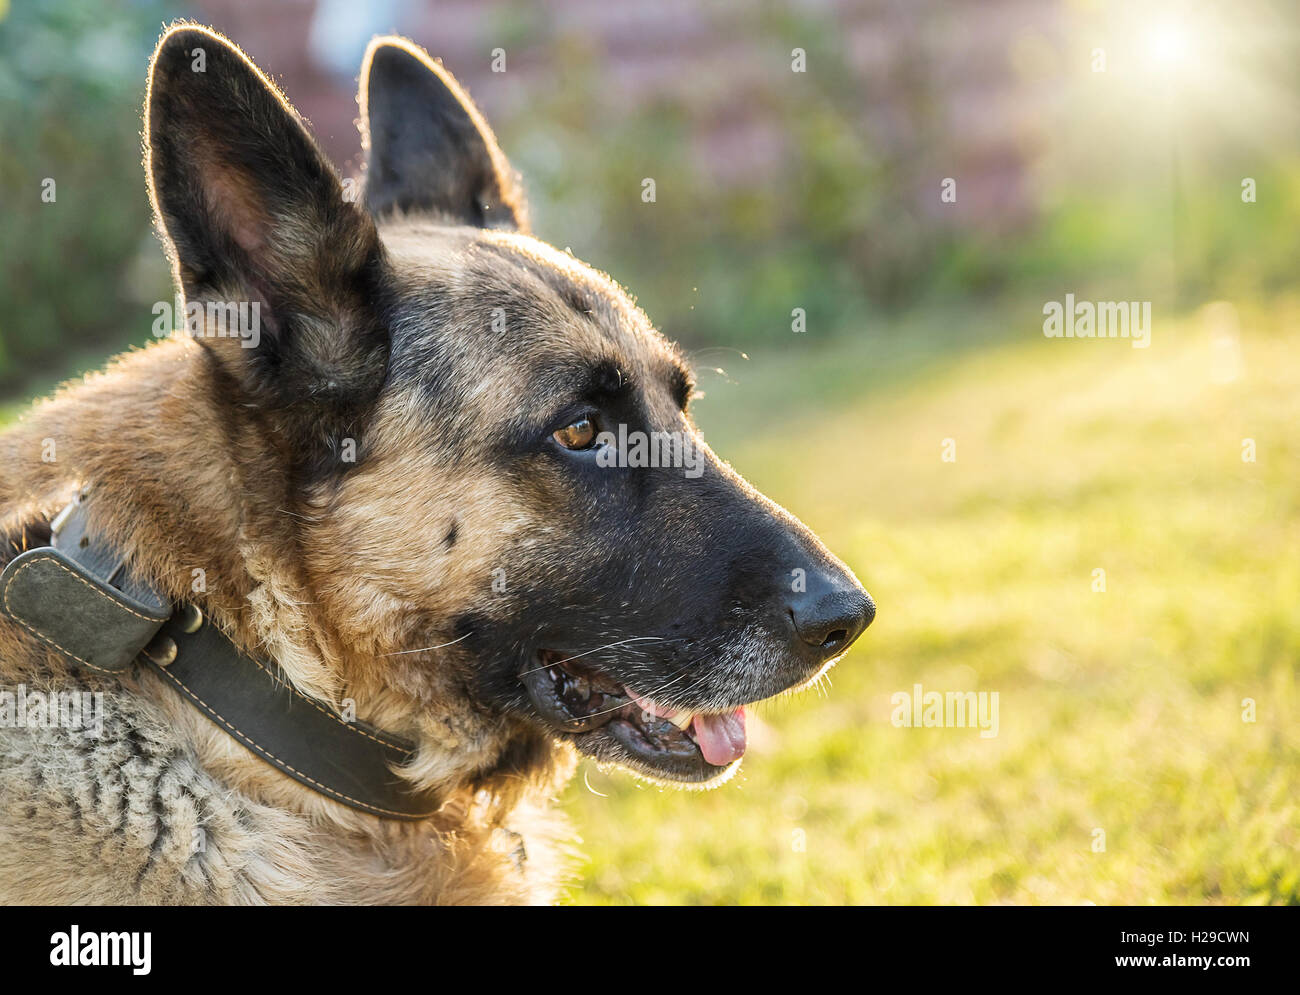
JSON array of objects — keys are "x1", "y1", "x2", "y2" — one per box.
[
  {"x1": 359, "y1": 37, "x2": 528, "y2": 231},
  {"x1": 145, "y1": 25, "x2": 388, "y2": 443}
]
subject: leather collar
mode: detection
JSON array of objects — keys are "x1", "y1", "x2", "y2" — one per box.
[{"x1": 0, "y1": 492, "x2": 440, "y2": 821}]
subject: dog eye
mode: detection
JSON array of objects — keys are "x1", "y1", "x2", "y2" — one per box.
[{"x1": 553, "y1": 417, "x2": 597, "y2": 450}]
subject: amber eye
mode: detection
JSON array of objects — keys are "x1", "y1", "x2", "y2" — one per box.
[{"x1": 553, "y1": 417, "x2": 597, "y2": 450}]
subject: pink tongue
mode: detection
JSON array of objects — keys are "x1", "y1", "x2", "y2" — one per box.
[{"x1": 692, "y1": 708, "x2": 747, "y2": 766}]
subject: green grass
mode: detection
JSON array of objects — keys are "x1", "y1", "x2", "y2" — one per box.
[{"x1": 563, "y1": 300, "x2": 1300, "y2": 905}]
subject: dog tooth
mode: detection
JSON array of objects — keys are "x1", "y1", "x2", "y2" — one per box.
[{"x1": 669, "y1": 711, "x2": 694, "y2": 730}]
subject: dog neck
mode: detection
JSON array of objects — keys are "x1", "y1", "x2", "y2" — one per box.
[{"x1": 0, "y1": 336, "x2": 569, "y2": 831}]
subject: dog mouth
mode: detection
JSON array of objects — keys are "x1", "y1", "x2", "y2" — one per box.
[{"x1": 519, "y1": 650, "x2": 747, "y2": 783}]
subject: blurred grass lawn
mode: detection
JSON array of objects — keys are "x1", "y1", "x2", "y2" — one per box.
[{"x1": 563, "y1": 302, "x2": 1300, "y2": 905}]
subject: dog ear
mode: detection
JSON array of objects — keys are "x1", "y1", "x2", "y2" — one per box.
[
  {"x1": 360, "y1": 36, "x2": 527, "y2": 231},
  {"x1": 145, "y1": 24, "x2": 388, "y2": 441}
]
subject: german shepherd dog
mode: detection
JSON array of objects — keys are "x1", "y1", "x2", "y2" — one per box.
[{"x1": 0, "y1": 25, "x2": 873, "y2": 904}]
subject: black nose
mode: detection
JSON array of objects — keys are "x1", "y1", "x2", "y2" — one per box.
[{"x1": 788, "y1": 572, "x2": 875, "y2": 659}]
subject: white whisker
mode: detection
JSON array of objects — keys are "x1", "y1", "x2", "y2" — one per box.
[
  {"x1": 381, "y1": 631, "x2": 472, "y2": 656},
  {"x1": 515, "y1": 636, "x2": 665, "y2": 677}
]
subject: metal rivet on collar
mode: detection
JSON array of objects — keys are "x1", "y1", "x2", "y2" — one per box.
[
  {"x1": 177, "y1": 603, "x2": 203, "y2": 634},
  {"x1": 142, "y1": 635, "x2": 178, "y2": 667}
]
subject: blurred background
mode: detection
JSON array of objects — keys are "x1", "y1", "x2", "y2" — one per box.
[{"x1": 1, "y1": 0, "x2": 1297, "y2": 904}]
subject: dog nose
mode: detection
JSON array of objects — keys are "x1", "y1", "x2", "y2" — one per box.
[{"x1": 788, "y1": 572, "x2": 875, "y2": 658}]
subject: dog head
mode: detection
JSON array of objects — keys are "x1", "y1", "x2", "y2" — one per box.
[{"x1": 145, "y1": 27, "x2": 874, "y2": 787}]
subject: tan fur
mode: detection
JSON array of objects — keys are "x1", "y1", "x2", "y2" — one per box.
[{"x1": 0, "y1": 338, "x2": 576, "y2": 904}]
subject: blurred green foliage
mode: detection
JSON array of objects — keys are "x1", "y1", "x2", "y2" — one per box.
[
  {"x1": 2, "y1": 0, "x2": 1299, "y2": 391},
  {"x1": 496, "y1": 0, "x2": 1300, "y2": 354},
  {"x1": 0, "y1": 0, "x2": 177, "y2": 394},
  {"x1": 500, "y1": 10, "x2": 898, "y2": 353}
]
